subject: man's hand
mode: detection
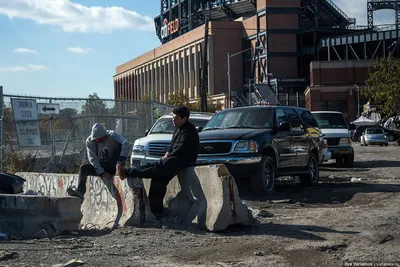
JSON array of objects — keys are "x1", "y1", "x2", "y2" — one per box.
[
  {"x1": 161, "y1": 152, "x2": 169, "y2": 161},
  {"x1": 101, "y1": 172, "x2": 112, "y2": 180},
  {"x1": 116, "y1": 163, "x2": 127, "y2": 180}
]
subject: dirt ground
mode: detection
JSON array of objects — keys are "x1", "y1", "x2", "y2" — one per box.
[{"x1": 1, "y1": 143, "x2": 400, "y2": 267}]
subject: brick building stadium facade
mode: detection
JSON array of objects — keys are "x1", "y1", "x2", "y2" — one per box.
[{"x1": 114, "y1": 0, "x2": 400, "y2": 121}]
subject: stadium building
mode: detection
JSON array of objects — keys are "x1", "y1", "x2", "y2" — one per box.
[{"x1": 114, "y1": 0, "x2": 400, "y2": 121}]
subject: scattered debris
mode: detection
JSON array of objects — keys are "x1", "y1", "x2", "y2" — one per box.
[
  {"x1": 378, "y1": 234, "x2": 394, "y2": 244},
  {"x1": 351, "y1": 177, "x2": 362, "y2": 183},
  {"x1": 111, "y1": 244, "x2": 124, "y2": 249},
  {"x1": 318, "y1": 244, "x2": 348, "y2": 253},
  {"x1": 269, "y1": 199, "x2": 295, "y2": 204},
  {"x1": 0, "y1": 250, "x2": 18, "y2": 261},
  {"x1": 258, "y1": 210, "x2": 274, "y2": 218},
  {"x1": 253, "y1": 251, "x2": 265, "y2": 256},
  {"x1": 63, "y1": 259, "x2": 84, "y2": 267}
]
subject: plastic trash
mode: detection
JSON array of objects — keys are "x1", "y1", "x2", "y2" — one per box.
[
  {"x1": 0, "y1": 232, "x2": 9, "y2": 240},
  {"x1": 0, "y1": 172, "x2": 26, "y2": 194}
]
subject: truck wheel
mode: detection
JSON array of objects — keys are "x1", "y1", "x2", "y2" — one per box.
[
  {"x1": 344, "y1": 150, "x2": 354, "y2": 168},
  {"x1": 299, "y1": 153, "x2": 319, "y2": 187},
  {"x1": 251, "y1": 155, "x2": 276, "y2": 196}
]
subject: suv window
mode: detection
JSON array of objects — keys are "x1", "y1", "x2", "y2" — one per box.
[
  {"x1": 203, "y1": 108, "x2": 273, "y2": 130},
  {"x1": 275, "y1": 108, "x2": 286, "y2": 126},
  {"x1": 298, "y1": 109, "x2": 319, "y2": 128},
  {"x1": 284, "y1": 108, "x2": 304, "y2": 132}
]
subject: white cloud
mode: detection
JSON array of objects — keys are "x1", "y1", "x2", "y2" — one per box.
[
  {"x1": 66, "y1": 46, "x2": 95, "y2": 54},
  {"x1": 0, "y1": 0, "x2": 154, "y2": 33},
  {"x1": 0, "y1": 64, "x2": 49, "y2": 72},
  {"x1": 13, "y1": 48, "x2": 38, "y2": 54}
]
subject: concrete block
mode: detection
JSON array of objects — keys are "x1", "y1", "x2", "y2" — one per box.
[
  {"x1": 143, "y1": 164, "x2": 254, "y2": 231},
  {"x1": 0, "y1": 194, "x2": 82, "y2": 238},
  {"x1": 17, "y1": 173, "x2": 156, "y2": 229}
]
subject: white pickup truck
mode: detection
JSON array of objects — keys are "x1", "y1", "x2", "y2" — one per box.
[
  {"x1": 130, "y1": 112, "x2": 213, "y2": 167},
  {"x1": 312, "y1": 111, "x2": 354, "y2": 167}
]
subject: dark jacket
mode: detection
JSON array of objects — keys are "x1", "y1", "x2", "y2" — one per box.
[{"x1": 167, "y1": 120, "x2": 199, "y2": 168}]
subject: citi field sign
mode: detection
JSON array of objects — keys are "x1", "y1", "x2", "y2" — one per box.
[{"x1": 161, "y1": 18, "x2": 179, "y2": 39}]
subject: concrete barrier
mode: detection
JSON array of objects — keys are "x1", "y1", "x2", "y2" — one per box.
[
  {"x1": 0, "y1": 194, "x2": 82, "y2": 238},
  {"x1": 18, "y1": 164, "x2": 253, "y2": 232},
  {"x1": 143, "y1": 164, "x2": 254, "y2": 232},
  {"x1": 17, "y1": 173, "x2": 156, "y2": 229}
]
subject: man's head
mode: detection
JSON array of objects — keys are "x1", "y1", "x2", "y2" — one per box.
[
  {"x1": 91, "y1": 123, "x2": 107, "y2": 142},
  {"x1": 172, "y1": 106, "x2": 190, "y2": 128}
]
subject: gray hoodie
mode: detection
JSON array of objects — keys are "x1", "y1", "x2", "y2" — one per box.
[{"x1": 86, "y1": 123, "x2": 130, "y2": 175}]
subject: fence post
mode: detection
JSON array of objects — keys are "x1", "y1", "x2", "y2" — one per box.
[
  {"x1": 0, "y1": 86, "x2": 3, "y2": 171},
  {"x1": 49, "y1": 98, "x2": 55, "y2": 163}
]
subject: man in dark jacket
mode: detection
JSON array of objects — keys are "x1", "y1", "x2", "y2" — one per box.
[{"x1": 119, "y1": 106, "x2": 199, "y2": 216}]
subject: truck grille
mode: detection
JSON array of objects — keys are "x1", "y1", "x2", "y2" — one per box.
[
  {"x1": 326, "y1": 138, "x2": 340, "y2": 146},
  {"x1": 198, "y1": 142, "x2": 232, "y2": 155},
  {"x1": 148, "y1": 143, "x2": 170, "y2": 157}
]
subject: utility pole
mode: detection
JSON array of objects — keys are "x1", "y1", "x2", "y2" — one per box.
[{"x1": 200, "y1": 16, "x2": 209, "y2": 112}]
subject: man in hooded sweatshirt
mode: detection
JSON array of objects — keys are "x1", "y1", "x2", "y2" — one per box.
[{"x1": 67, "y1": 123, "x2": 130, "y2": 201}]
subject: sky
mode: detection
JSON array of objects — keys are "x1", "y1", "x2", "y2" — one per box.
[{"x1": 0, "y1": 0, "x2": 396, "y2": 99}]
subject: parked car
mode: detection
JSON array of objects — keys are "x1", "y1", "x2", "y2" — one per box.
[
  {"x1": 130, "y1": 112, "x2": 213, "y2": 167},
  {"x1": 196, "y1": 106, "x2": 324, "y2": 196},
  {"x1": 360, "y1": 127, "x2": 388, "y2": 146},
  {"x1": 311, "y1": 111, "x2": 354, "y2": 167},
  {"x1": 353, "y1": 125, "x2": 400, "y2": 142}
]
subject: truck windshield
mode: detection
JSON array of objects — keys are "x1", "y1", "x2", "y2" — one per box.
[
  {"x1": 150, "y1": 118, "x2": 209, "y2": 134},
  {"x1": 313, "y1": 113, "x2": 348, "y2": 129},
  {"x1": 203, "y1": 108, "x2": 273, "y2": 130}
]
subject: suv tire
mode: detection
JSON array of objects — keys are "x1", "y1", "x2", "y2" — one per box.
[
  {"x1": 251, "y1": 155, "x2": 276, "y2": 195},
  {"x1": 343, "y1": 150, "x2": 354, "y2": 168},
  {"x1": 299, "y1": 153, "x2": 319, "y2": 187}
]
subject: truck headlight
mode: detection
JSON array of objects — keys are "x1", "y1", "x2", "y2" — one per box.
[
  {"x1": 340, "y1": 138, "x2": 351, "y2": 144},
  {"x1": 132, "y1": 145, "x2": 145, "y2": 155},
  {"x1": 233, "y1": 141, "x2": 258, "y2": 153}
]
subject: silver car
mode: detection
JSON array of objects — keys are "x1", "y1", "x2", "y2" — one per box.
[{"x1": 360, "y1": 128, "x2": 388, "y2": 146}]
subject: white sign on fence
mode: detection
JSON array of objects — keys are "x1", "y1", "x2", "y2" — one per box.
[
  {"x1": 37, "y1": 103, "x2": 60, "y2": 115},
  {"x1": 11, "y1": 98, "x2": 41, "y2": 147}
]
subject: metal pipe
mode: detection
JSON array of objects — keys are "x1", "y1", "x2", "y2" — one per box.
[
  {"x1": 354, "y1": 84, "x2": 360, "y2": 117},
  {"x1": 248, "y1": 78, "x2": 251, "y2": 106},
  {"x1": 227, "y1": 52, "x2": 231, "y2": 108}
]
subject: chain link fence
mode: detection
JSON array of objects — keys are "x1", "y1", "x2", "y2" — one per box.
[{"x1": 0, "y1": 89, "x2": 174, "y2": 174}]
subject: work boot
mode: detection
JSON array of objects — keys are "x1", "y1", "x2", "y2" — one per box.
[{"x1": 67, "y1": 186, "x2": 84, "y2": 203}]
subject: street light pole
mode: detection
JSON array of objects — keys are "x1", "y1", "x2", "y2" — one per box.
[
  {"x1": 354, "y1": 84, "x2": 360, "y2": 116},
  {"x1": 227, "y1": 52, "x2": 231, "y2": 108}
]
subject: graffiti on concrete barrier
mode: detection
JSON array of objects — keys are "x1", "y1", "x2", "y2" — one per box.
[
  {"x1": 16, "y1": 172, "x2": 153, "y2": 227},
  {"x1": 88, "y1": 176, "x2": 111, "y2": 207},
  {"x1": 22, "y1": 173, "x2": 78, "y2": 197}
]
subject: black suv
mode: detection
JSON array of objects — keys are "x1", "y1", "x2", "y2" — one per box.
[{"x1": 196, "y1": 106, "x2": 324, "y2": 195}]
